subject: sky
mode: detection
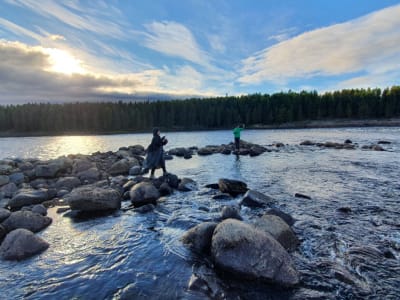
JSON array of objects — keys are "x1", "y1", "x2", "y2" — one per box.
[{"x1": 0, "y1": 0, "x2": 399, "y2": 104}]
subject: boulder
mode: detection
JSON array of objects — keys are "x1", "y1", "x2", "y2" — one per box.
[
  {"x1": 254, "y1": 214, "x2": 299, "y2": 251},
  {"x1": 9, "y1": 172, "x2": 25, "y2": 185},
  {"x1": 159, "y1": 182, "x2": 173, "y2": 196},
  {"x1": 30, "y1": 178, "x2": 48, "y2": 189},
  {"x1": 8, "y1": 189, "x2": 49, "y2": 209},
  {"x1": 164, "y1": 173, "x2": 179, "y2": 189},
  {"x1": 129, "y1": 166, "x2": 142, "y2": 176},
  {"x1": 212, "y1": 193, "x2": 232, "y2": 200},
  {"x1": 72, "y1": 159, "x2": 94, "y2": 174},
  {"x1": 0, "y1": 224, "x2": 6, "y2": 241},
  {"x1": 0, "y1": 164, "x2": 13, "y2": 175},
  {"x1": 218, "y1": 179, "x2": 248, "y2": 196},
  {"x1": 178, "y1": 178, "x2": 197, "y2": 192},
  {"x1": 108, "y1": 158, "x2": 139, "y2": 176},
  {"x1": 181, "y1": 222, "x2": 218, "y2": 254},
  {"x1": 1, "y1": 182, "x2": 18, "y2": 198},
  {"x1": 378, "y1": 140, "x2": 391, "y2": 144},
  {"x1": 220, "y1": 206, "x2": 242, "y2": 221},
  {"x1": 169, "y1": 147, "x2": 189, "y2": 157},
  {"x1": 265, "y1": 208, "x2": 296, "y2": 227},
  {"x1": 294, "y1": 193, "x2": 311, "y2": 200},
  {"x1": 197, "y1": 148, "x2": 213, "y2": 156},
  {"x1": 249, "y1": 146, "x2": 265, "y2": 157},
  {"x1": 2, "y1": 211, "x2": 52, "y2": 233},
  {"x1": 0, "y1": 228, "x2": 49, "y2": 260},
  {"x1": 240, "y1": 190, "x2": 276, "y2": 208},
  {"x1": 211, "y1": 219, "x2": 299, "y2": 286},
  {"x1": 300, "y1": 140, "x2": 315, "y2": 146},
  {"x1": 31, "y1": 204, "x2": 47, "y2": 216},
  {"x1": 67, "y1": 186, "x2": 121, "y2": 211},
  {"x1": 0, "y1": 208, "x2": 11, "y2": 222},
  {"x1": 128, "y1": 145, "x2": 145, "y2": 155},
  {"x1": 55, "y1": 177, "x2": 81, "y2": 191},
  {"x1": 76, "y1": 167, "x2": 101, "y2": 183},
  {"x1": 35, "y1": 163, "x2": 61, "y2": 178},
  {"x1": 130, "y1": 182, "x2": 160, "y2": 207},
  {"x1": 0, "y1": 175, "x2": 9, "y2": 187}
]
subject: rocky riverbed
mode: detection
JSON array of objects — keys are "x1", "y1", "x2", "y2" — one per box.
[{"x1": 0, "y1": 136, "x2": 398, "y2": 299}]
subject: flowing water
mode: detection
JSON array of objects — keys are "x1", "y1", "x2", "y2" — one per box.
[{"x1": 0, "y1": 127, "x2": 399, "y2": 299}]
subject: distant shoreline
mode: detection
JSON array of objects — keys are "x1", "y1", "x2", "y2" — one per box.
[{"x1": 0, "y1": 118, "x2": 399, "y2": 138}]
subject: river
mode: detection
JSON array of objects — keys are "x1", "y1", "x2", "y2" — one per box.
[{"x1": 0, "y1": 127, "x2": 399, "y2": 299}]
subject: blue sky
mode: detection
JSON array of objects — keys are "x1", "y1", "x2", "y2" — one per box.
[{"x1": 0, "y1": 0, "x2": 399, "y2": 103}]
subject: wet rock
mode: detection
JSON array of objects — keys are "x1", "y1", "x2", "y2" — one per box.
[
  {"x1": 72, "y1": 159, "x2": 94, "y2": 174},
  {"x1": 197, "y1": 147, "x2": 213, "y2": 156},
  {"x1": 249, "y1": 145, "x2": 266, "y2": 157},
  {"x1": 338, "y1": 207, "x2": 352, "y2": 213},
  {"x1": 178, "y1": 178, "x2": 197, "y2": 192},
  {"x1": 181, "y1": 222, "x2": 218, "y2": 254},
  {"x1": 295, "y1": 193, "x2": 312, "y2": 200},
  {"x1": 55, "y1": 177, "x2": 81, "y2": 191},
  {"x1": 128, "y1": 144, "x2": 145, "y2": 155},
  {"x1": 108, "y1": 158, "x2": 139, "y2": 176},
  {"x1": 378, "y1": 140, "x2": 391, "y2": 144},
  {"x1": 254, "y1": 214, "x2": 299, "y2": 251},
  {"x1": 163, "y1": 173, "x2": 179, "y2": 189},
  {"x1": 57, "y1": 189, "x2": 70, "y2": 198},
  {"x1": 8, "y1": 188, "x2": 49, "y2": 209},
  {"x1": 211, "y1": 219, "x2": 299, "y2": 286},
  {"x1": 0, "y1": 175, "x2": 10, "y2": 187},
  {"x1": 275, "y1": 142, "x2": 285, "y2": 148},
  {"x1": 212, "y1": 193, "x2": 232, "y2": 200},
  {"x1": 76, "y1": 167, "x2": 101, "y2": 183},
  {"x1": 220, "y1": 206, "x2": 242, "y2": 221},
  {"x1": 129, "y1": 166, "x2": 142, "y2": 176},
  {"x1": 221, "y1": 148, "x2": 231, "y2": 155},
  {"x1": 1, "y1": 182, "x2": 18, "y2": 198},
  {"x1": 35, "y1": 163, "x2": 61, "y2": 178},
  {"x1": 0, "y1": 228, "x2": 49, "y2": 260},
  {"x1": 2, "y1": 211, "x2": 52, "y2": 233},
  {"x1": 344, "y1": 139, "x2": 352, "y2": 144},
  {"x1": 169, "y1": 147, "x2": 189, "y2": 157},
  {"x1": 205, "y1": 183, "x2": 219, "y2": 189},
  {"x1": 240, "y1": 190, "x2": 275, "y2": 207},
  {"x1": 31, "y1": 204, "x2": 47, "y2": 216},
  {"x1": 188, "y1": 265, "x2": 226, "y2": 298},
  {"x1": 300, "y1": 140, "x2": 315, "y2": 146},
  {"x1": 0, "y1": 198, "x2": 9, "y2": 209},
  {"x1": 134, "y1": 203, "x2": 155, "y2": 213},
  {"x1": 130, "y1": 182, "x2": 160, "y2": 207},
  {"x1": 9, "y1": 172, "x2": 24, "y2": 185},
  {"x1": 0, "y1": 224, "x2": 6, "y2": 241},
  {"x1": 371, "y1": 144, "x2": 384, "y2": 151},
  {"x1": 0, "y1": 208, "x2": 11, "y2": 222},
  {"x1": 0, "y1": 164, "x2": 13, "y2": 175},
  {"x1": 122, "y1": 180, "x2": 136, "y2": 192},
  {"x1": 56, "y1": 206, "x2": 70, "y2": 214},
  {"x1": 184, "y1": 153, "x2": 192, "y2": 159},
  {"x1": 266, "y1": 208, "x2": 296, "y2": 227},
  {"x1": 30, "y1": 178, "x2": 48, "y2": 189},
  {"x1": 67, "y1": 186, "x2": 121, "y2": 211},
  {"x1": 159, "y1": 182, "x2": 173, "y2": 196},
  {"x1": 218, "y1": 178, "x2": 248, "y2": 196},
  {"x1": 164, "y1": 154, "x2": 173, "y2": 160}
]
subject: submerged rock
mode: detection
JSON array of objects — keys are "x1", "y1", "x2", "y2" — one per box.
[
  {"x1": 294, "y1": 193, "x2": 312, "y2": 200},
  {"x1": 240, "y1": 190, "x2": 275, "y2": 208},
  {"x1": 0, "y1": 228, "x2": 49, "y2": 260},
  {"x1": 218, "y1": 178, "x2": 248, "y2": 196},
  {"x1": 181, "y1": 222, "x2": 218, "y2": 254},
  {"x1": 2, "y1": 210, "x2": 52, "y2": 233},
  {"x1": 67, "y1": 186, "x2": 121, "y2": 211},
  {"x1": 211, "y1": 219, "x2": 299, "y2": 286}
]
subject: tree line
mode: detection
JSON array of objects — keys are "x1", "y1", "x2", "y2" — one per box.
[{"x1": 0, "y1": 86, "x2": 399, "y2": 134}]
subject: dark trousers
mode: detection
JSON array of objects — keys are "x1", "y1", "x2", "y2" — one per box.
[{"x1": 234, "y1": 137, "x2": 240, "y2": 150}]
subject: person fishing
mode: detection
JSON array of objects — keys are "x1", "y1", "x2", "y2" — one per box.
[
  {"x1": 233, "y1": 124, "x2": 245, "y2": 151},
  {"x1": 142, "y1": 128, "x2": 168, "y2": 178}
]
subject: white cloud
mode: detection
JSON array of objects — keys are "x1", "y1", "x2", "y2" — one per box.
[
  {"x1": 142, "y1": 21, "x2": 210, "y2": 67},
  {"x1": 239, "y1": 5, "x2": 400, "y2": 86},
  {"x1": 0, "y1": 17, "x2": 41, "y2": 40},
  {"x1": 207, "y1": 34, "x2": 226, "y2": 53}
]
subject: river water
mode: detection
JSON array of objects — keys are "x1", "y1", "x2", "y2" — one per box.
[{"x1": 0, "y1": 127, "x2": 399, "y2": 299}]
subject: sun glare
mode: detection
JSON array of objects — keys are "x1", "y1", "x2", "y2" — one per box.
[{"x1": 44, "y1": 48, "x2": 86, "y2": 75}]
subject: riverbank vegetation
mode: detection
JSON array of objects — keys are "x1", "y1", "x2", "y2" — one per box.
[{"x1": 0, "y1": 86, "x2": 399, "y2": 134}]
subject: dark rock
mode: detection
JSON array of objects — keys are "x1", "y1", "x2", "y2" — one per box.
[
  {"x1": 378, "y1": 140, "x2": 391, "y2": 144},
  {"x1": 338, "y1": 207, "x2": 352, "y2": 213},
  {"x1": 344, "y1": 139, "x2": 352, "y2": 144},
  {"x1": 371, "y1": 144, "x2": 384, "y2": 151},
  {"x1": 159, "y1": 182, "x2": 173, "y2": 196},
  {"x1": 35, "y1": 164, "x2": 61, "y2": 178},
  {"x1": 134, "y1": 204, "x2": 155, "y2": 213},
  {"x1": 9, "y1": 172, "x2": 25, "y2": 185},
  {"x1": 240, "y1": 190, "x2": 275, "y2": 207},
  {"x1": 2, "y1": 211, "x2": 52, "y2": 233},
  {"x1": 220, "y1": 206, "x2": 242, "y2": 221},
  {"x1": 72, "y1": 159, "x2": 94, "y2": 174},
  {"x1": 300, "y1": 140, "x2": 315, "y2": 146},
  {"x1": 122, "y1": 180, "x2": 136, "y2": 192},
  {"x1": 169, "y1": 147, "x2": 189, "y2": 157},
  {"x1": 197, "y1": 148, "x2": 213, "y2": 156},
  {"x1": 130, "y1": 182, "x2": 160, "y2": 207},
  {"x1": 205, "y1": 183, "x2": 219, "y2": 189},
  {"x1": 181, "y1": 222, "x2": 218, "y2": 254},
  {"x1": 0, "y1": 164, "x2": 12, "y2": 175},
  {"x1": 0, "y1": 208, "x2": 11, "y2": 222},
  {"x1": 31, "y1": 204, "x2": 47, "y2": 216},
  {"x1": 0, "y1": 224, "x2": 6, "y2": 241},
  {"x1": 184, "y1": 153, "x2": 192, "y2": 159},
  {"x1": 0, "y1": 228, "x2": 49, "y2": 260},
  {"x1": 212, "y1": 193, "x2": 232, "y2": 200},
  {"x1": 1, "y1": 182, "x2": 18, "y2": 198},
  {"x1": 164, "y1": 154, "x2": 174, "y2": 160},
  {"x1": 249, "y1": 145, "x2": 266, "y2": 157},
  {"x1": 178, "y1": 178, "x2": 197, "y2": 192},
  {"x1": 0, "y1": 175, "x2": 10, "y2": 187},
  {"x1": 108, "y1": 158, "x2": 139, "y2": 176},
  {"x1": 294, "y1": 193, "x2": 312, "y2": 200},
  {"x1": 76, "y1": 167, "x2": 101, "y2": 183},
  {"x1": 128, "y1": 144, "x2": 145, "y2": 155},
  {"x1": 57, "y1": 189, "x2": 69, "y2": 198},
  {"x1": 163, "y1": 173, "x2": 179, "y2": 189},
  {"x1": 254, "y1": 214, "x2": 299, "y2": 251},
  {"x1": 55, "y1": 177, "x2": 81, "y2": 191},
  {"x1": 129, "y1": 166, "x2": 142, "y2": 176},
  {"x1": 56, "y1": 207, "x2": 70, "y2": 214},
  {"x1": 30, "y1": 178, "x2": 48, "y2": 189},
  {"x1": 8, "y1": 189, "x2": 49, "y2": 209},
  {"x1": 275, "y1": 142, "x2": 285, "y2": 148},
  {"x1": 221, "y1": 148, "x2": 231, "y2": 155},
  {"x1": 66, "y1": 186, "x2": 121, "y2": 211},
  {"x1": 266, "y1": 208, "x2": 296, "y2": 227},
  {"x1": 211, "y1": 219, "x2": 299, "y2": 286},
  {"x1": 218, "y1": 178, "x2": 248, "y2": 196}
]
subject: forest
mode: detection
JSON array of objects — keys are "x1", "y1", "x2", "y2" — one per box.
[{"x1": 0, "y1": 86, "x2": 399, "y2": 134}]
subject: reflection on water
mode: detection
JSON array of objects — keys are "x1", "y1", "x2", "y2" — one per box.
[{"x1": 0, "y1": 127, "x2": 399, "y2": 299}]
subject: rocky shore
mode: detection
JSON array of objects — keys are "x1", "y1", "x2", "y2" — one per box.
[{"x1": 0, "y1": 138, "x2": 392, "y2": 291}]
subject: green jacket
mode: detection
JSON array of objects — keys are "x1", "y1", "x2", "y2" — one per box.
[{"x1": 233, "y1": 127, "x2": 243, "y2": 138}]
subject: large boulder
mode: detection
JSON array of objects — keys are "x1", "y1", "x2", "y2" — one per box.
[
  {"x1": 130, "y1": 182, "x2": 160, "y2": 207},
  {"x1": 35, "y1": 163, "x2": 62, "y2": 178},
  {"x1": 218, "y1": 179, "x2": 248, "y2": 196},
  {"x1": 0, "y1": 208, "x2": 11, "y2": 222},
  {"x1": 211, "y1": 219, "x2": 299, "y2": 286},
  {"x1": 164, "y1": 173, "x2": 179, "y2": 189},
  {"x1": 72, "y1": 159, "x2": 94, "y2": 174},
  {"x1": 55, "y1": 177, "x2": 81, "y2": 191},
  {"x1": 0, "y1": 175, "x2": 10, "y2": 187},
  {"x1": 8, "y1": 188, "x2": 49, "y2": 209},
  {"x1": 108, "y1": 158, "x2": 139, "y2": 176},
  {"x1": 181, "y1": 222, "x2": 218, "y2": 254},
  {"x1": 254, "y1": 214, "x2": 299, "y2": 251},
  {"x1": 9, "y1": 172, "x2": 25, "y2": 185},
  {"x1": 2, "y1": 211, "x2": 52, "y2": 233},
  {"x1": 1, "y1": 182, "x2": 18, "y2": 198},
  {"x1": 240, "y1": 190, "x2": 276, "y2": 208},
  {"x1": 0, "y1": 228, "x2": 49, "y2": 260},
  {"x1": 76, "y1": 167, "x2": 101, "y2": 183},
  {"x1": 67, "y1": 186, "x2": 121, "y2": 211}
]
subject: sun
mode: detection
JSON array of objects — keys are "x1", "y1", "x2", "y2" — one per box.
[{"x1": 44, "y1": 48, "x2": 85, "y2": 75}]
